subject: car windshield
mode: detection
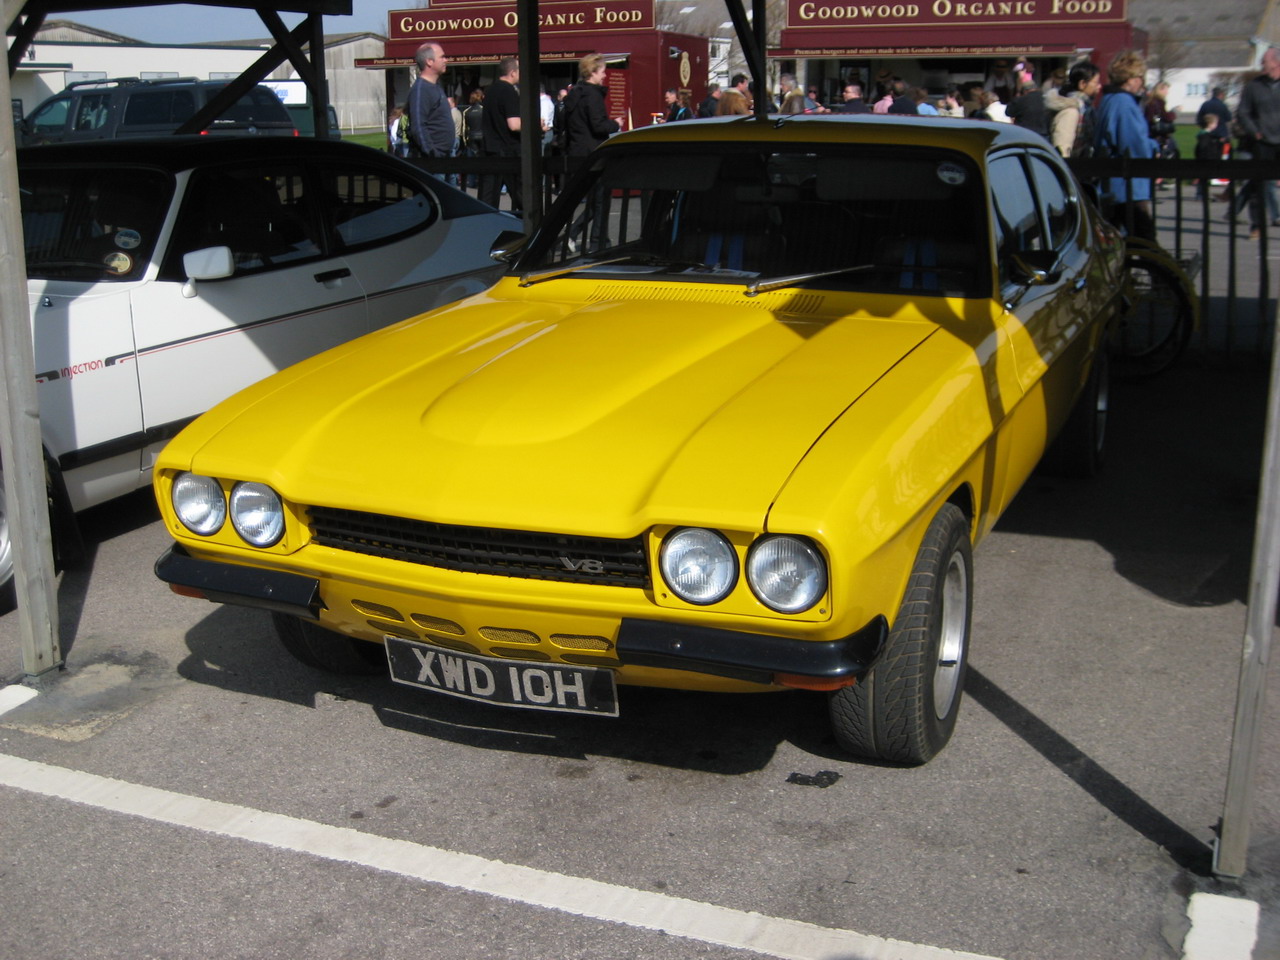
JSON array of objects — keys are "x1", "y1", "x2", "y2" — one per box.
[
  {"x1": 520, "y1": 142, "x2": 990, "y2": 298},
  {"x1": 21, "y1": 166, "x2": 172, "y2": 282}
]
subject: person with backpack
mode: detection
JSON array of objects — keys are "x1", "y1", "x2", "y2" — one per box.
[
  {"x1": 388, "y1": 106, "x2": 409, "y2": 158},
  {"x1": 1046, "y1": 60, "x2": 1101, "y2": 158}
]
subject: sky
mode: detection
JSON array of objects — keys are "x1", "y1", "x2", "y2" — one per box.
[{"x1": 66, "y1": 1, "x2": 396, "y2": 44}]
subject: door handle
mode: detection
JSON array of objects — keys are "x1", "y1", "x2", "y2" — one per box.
[
  {"x1": 1073, "y1": 276, "x2": 1087, "y2": 291},
  {"x1": 314, "y1": 267, "x2": 351, "y2": 284}
]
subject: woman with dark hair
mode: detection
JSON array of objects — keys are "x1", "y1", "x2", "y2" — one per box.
[{"x1": 1046, "y1": 60, "x2": 1101, "y2": 158}]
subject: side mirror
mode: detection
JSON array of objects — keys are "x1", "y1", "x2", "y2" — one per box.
[
  {"x1": 1010, "y1": 251, "x2": 1060, "y2": 286},
  {"x1": 489, "y1": 229, "x2": 527, "y2": 263},
  {"x1": 1004, "y1": 251, "x2": 1060, "y2": 309},
  {"x1": 181, "y1": 246, "x2": 235, "y2": 298}
]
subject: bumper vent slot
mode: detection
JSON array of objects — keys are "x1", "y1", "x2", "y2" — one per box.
[{"x1": 309, "y1": 506, "x2": 650, "y2": 588}]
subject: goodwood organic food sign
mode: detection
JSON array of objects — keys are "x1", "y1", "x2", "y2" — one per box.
[
  {"x1": 786, "y1": 0, "x2": 1125, "y2": 29},
  {"x1": 390, "y1": 0, "x2": 656, "y2": 43}
]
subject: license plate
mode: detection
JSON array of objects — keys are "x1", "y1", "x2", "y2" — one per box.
[{"x1": 385, "y1": 636, "x2": 619, "y2": 717}]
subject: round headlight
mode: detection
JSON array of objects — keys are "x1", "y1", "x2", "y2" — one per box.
[
  {"x1": 660, "y1": 528, "x2": 737, "y2": 605},
  {"x1": 172, "y1": 473, "x2": 225, "y2": 536},
  {"x1": 229, "y1": 482, "x2": 285, "y2": 547},
  {"x1": 747, "y1": 536, "x2": 827, "y2": 613}
]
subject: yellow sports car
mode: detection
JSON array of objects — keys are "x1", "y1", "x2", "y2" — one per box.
[{"x1": 154, "y1": 115, "x2": 1124, "y2": 764}]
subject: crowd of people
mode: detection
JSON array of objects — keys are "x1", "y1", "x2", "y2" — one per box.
[{"x1": 390, "y1": 40, "x2": 1279, "y2": 243}]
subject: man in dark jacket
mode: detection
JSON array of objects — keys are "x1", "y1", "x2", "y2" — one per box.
[
  {"x1": 837, "y1": 82, "x2": 869, "y2": 113},
  {"x1": 698, "y1": 83, "x2": 721, "y2": 117},
  {"x1": 479, "y1": 57, "x2": 522, "y2": 213},
  {"x1": 564, "y1": 53, "x2": 622, "y2": 252},
  {"x1": 1196, "y1": 86, "x2": 1231, "y2": 138},
  {"x1": 1238, "y1": 49, "x2": 1280, "y2": 232},
  {"x1": 406, "y1": 42, "x2": 455, "y2": 164},
  {"x1": 1006, "y1": 80, "x2": 1050, "y2": 139}
]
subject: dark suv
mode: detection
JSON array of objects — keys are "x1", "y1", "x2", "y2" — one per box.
[{"x1": 19, "y1": 77, "x2": 297, "y2": 146}]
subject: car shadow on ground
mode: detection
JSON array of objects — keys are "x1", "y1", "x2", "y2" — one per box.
[
  {"x1": 176, "y1": 602, "x2": 839, "y2": 777},
  {"x1": 1004, "y1": 358, "x2": 1271, "y2": 611}
]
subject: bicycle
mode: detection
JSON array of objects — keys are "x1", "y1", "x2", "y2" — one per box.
[{"x1": 1112, "y1": 236, "x2": 1199, "y2": 378}]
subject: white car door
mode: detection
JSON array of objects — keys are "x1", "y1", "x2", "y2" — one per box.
[
  {"x1": 20, "y1": 163, "x2": 171, "y2": 511},
  {"x1": 128, "y1": 161, "x2": 369, "y2": 473}
]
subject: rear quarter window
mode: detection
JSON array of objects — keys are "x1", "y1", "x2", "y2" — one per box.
[
  {"x1": 122, "y1": 90, "x2": 196, "y2": 126},
  {"x1": 317, "y1": 165, "x2": 437, "y2": 250}
]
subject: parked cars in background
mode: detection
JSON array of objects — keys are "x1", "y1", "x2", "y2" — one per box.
[
  {"x1": 260, "y1": 79, "x2": 341, "y2": 139},
  {"x1": 154, "y1": 116, "x2": 1123, "y2": 765},
  {"x1": 16, "y1": 136, "x2": 515, "y2": 599},
  {"x1": 18, "y1": 77, "x2": 296, "y2": 146}
]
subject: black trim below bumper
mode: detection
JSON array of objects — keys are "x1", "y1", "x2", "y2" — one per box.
[
  {"x1": 615, "y1": 616, "x2": 889, "y2": 686},
  {"x1": 154, "y1": 544, "x2": 324, "y2": 620}
]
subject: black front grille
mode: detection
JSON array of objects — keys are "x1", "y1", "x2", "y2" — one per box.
[{"x1": 308, "y1": 506, "x2": 650, "y2": 588}]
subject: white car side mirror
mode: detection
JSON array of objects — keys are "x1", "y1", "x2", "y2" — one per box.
[{"x1": 181, "y1": 246, "x2": 235, "y2": 298}]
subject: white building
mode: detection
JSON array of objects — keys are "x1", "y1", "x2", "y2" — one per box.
[
  {"x1": 9, "y1": 20, "x2": 387, "y2": 132},
  {"x1": 1130, "y1": 0, "x2": 1279, "y2": 116}
]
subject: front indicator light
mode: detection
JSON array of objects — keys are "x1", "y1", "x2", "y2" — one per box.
[
  {"x1": 229, "y1": 482, "x2": 285, "y2": 547},
  {"x1": 172, "y1": 473, "x2": 225, "y2": 536},
  {"x1": 747, "y1": 536, "x2": 827, "y2": 613},
  {"x1": 659, "y1": 527, "x2": 737, "y2": 605}
]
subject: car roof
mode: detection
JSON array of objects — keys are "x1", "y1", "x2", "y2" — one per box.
[
  {"x1": 603, "y1": 113, "x2": 1049, "y2": 162},
  {"x1": 17, "y1": 136, "x2": 395, "y2": 171}
]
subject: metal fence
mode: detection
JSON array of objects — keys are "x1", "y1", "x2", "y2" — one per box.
[{"x1": 414, "y1": 154, "x2": 1279, "y2": 361}]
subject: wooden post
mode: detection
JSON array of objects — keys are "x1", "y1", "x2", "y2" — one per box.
[{"x1": 0, "y1": 28, "x2": 61, "y2": 678}]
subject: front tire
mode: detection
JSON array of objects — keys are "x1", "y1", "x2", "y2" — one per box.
[
  {"x1": 829, "y1": 503, "x2": 973, "y2": 765},
  {"x1": 272, "y1": 613, "x2": 385, "y2": 675},
  {"x1": 1041, "y1": 347, "x2": 1109, "y2": 479}
]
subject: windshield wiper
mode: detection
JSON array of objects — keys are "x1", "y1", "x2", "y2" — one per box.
[
  {"x1": 745, "y1": 262, "x2": 967, "y2": 296},
  {"x1": 519, "y1": 256, "x2": 632, "y2": 287},
  {"x1": 519, "y1": 254, "x2": 708, "y2": 287}
]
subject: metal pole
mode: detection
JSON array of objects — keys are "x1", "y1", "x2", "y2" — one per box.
[
  {"x1": 1214, "y1": 296, "x2": 1280, "y2": 879},
  {"x1": 516, "y1": 0, "x2": 543, "y2": 230},
  {"x1": 0, "y1": 40, "x2": 62, "y2": 678}
]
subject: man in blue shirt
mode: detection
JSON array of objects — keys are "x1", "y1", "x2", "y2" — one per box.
[{"x1": 407, "y1": 43, "x2": 455, "y2": 166}]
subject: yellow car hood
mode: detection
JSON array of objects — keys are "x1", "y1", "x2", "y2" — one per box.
[{"x1": 180, "y1": 286, "x2": 937, "y2": 537}]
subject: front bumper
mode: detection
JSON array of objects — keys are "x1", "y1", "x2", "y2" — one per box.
[{"x1": 155, "y1": 544, "x2": 887, "y2": 687}]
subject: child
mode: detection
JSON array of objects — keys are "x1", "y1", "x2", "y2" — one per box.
[{"x1": 1195, "y1": 113, "x2": 1228, "y2": 200}]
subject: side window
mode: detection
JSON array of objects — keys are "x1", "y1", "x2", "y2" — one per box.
[
  {"x1": 21, "y1": 166, "x2": 173, "y2": 282},
  {"x1": 1027, "y1": 154, "x2": 1076, "y2": 250},
  {"x1": 167, "y1": 164, "x2": 323, "y2": 276},
  {"x1": 72, "y1": 94, "x2": 111, "y2": 131},
  {"x1": 123, "y1": 90, "x2": 196, "y2": 126},
  {"x1": 989, "y1": 154, "x2": 1041, "y2": 285},
  {"x1": 29, "y1": 97, "x2": 71, "y2": 134},
  {"x1": 317, "y1": 165, "x2": 437, "y2": 250}
]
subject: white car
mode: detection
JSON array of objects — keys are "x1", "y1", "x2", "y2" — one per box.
[{"x1": 15, "y1": 136, "x2": 516, "y2": 594}]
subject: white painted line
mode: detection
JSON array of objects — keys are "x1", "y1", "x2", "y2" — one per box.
[
  {"x1": 1182, "y1": 892, "x2": 1260, "y2": 960},
  {"x1": 0, "y1": 685, "x2": 38, "y2": 717},
  {"x1": 0, "y1": 752, "x2": 1000, "y2": 960}
]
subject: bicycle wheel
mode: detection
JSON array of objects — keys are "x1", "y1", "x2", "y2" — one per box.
[{"x1": 1113, "y1": 251, "x2": 1194, "y2": 378}]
